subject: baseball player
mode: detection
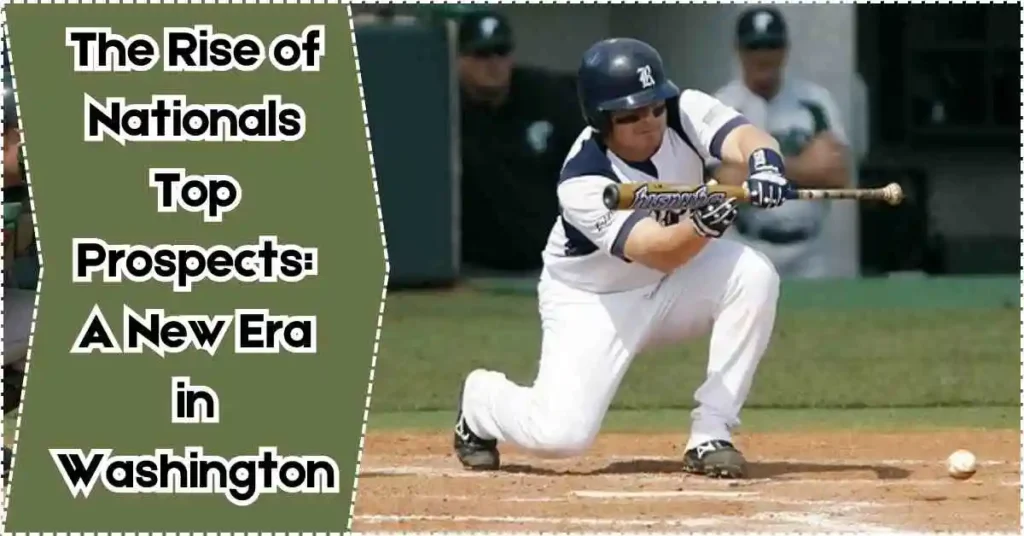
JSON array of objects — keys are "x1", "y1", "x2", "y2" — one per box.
[
  {"x1": 711, "y1": 6, "x2": 852, "y2": 278},
  {"x1": 3, "y1": 38, "x2": 32, "y2": 485},
  {"x1": 454, "y1": 37, "x2": 794, "y2": 479},
  {"x1": 2, "y1": 39, "x2": 20, "y2": 484}
]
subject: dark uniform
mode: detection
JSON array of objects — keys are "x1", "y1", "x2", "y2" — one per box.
[
  {"x1": 457, "y1": 11, "x2": 586, "y2": 272},
  {"x1": 3, "y1": 41, "x2": 25, "y2": 202},
  {"x1": 2, "y1": 40, "x2": 16, "y2": 486}
]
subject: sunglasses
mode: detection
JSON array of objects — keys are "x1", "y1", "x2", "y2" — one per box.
[{"x1": 611, "y1": 103, "x2": 667, "y2": 125}]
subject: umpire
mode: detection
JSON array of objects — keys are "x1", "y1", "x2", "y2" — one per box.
[{"x1": 456, "y1": 9, "x2": 586, "y2": 273}]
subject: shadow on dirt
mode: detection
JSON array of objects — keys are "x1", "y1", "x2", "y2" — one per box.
[{"x1": 499, "y1": 459, "x2": 911, "y2": 480}]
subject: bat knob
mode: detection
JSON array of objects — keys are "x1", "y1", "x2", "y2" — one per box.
[
  {"x1": 883, "y1": 182, "x2": 905, "y2": 206},
  {"x1": 602, "y1": 184, "x2": 620, "y2": 210}
]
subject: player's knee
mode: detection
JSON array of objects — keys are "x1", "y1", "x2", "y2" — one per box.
[
  {"x1": 530, "y1": 416, "x2": 598, "y2": 457},
  {"x1": 537, "y1": 427, "x2": 596, "y2": 457},
  {"x1": 740, "y1": 247, "x2": 780, "y2": 305}
]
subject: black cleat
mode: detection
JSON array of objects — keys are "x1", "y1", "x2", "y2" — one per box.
[
  {"x1": 682, "y1": 439, "x2": 747, "y2": 478},
  {"x1": 453, "y1": 388, "x2": 500, "y2": 470}
]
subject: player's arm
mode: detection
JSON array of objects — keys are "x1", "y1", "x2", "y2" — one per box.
[
  {"x1": 675, "y1": 89, "x2": 770, "y2": 184},
  {"x1": 716, "y1": 124, "x2": 781, "y2": 174},
  {"x1": 710, "y1": 126, "x2": 850, "y2": 189},
  {"x1": 782, "y1": 89, "x2": 851, "y2": 188},
  {"x1": 559, "y1": 177, "x2": 735, "y2": 274},
  {"x1": 620, "y1": 218, "x2": 711, "y2": 273},
  {"x1": 680, "y1": 89, "x2": 792, "y2": 209},
  {"x1": 783, "y1": 136, "x2": 849, "y2": 188}
]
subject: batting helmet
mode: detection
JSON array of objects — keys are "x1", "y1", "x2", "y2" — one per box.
[{"x1": 576, "y1": 37, "x2": 680, "y2": 132}]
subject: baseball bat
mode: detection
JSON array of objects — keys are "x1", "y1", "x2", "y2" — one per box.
[{"x1": 602, "y1": 181, "x2": 905, "y2": 211}]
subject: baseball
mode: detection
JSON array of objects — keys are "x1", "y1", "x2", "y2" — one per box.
[{"x1": 946, "y1": 449, "x2": 977, "y2": 480}]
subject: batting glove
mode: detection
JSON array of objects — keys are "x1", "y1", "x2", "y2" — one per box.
[
  {"x1": 690, "y1": 196, "x2": 739, "y2": 239},
  {"x1": 746, "y1": 148, "x2": 794, "y2": 209}
]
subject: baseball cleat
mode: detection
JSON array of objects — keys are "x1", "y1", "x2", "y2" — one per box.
[
  {"x1": 682, "y1": 439, "x2": 747, "y2": 478},
  {"x1": 453, "y1": 388, "x2": 500, "y2": 470}
]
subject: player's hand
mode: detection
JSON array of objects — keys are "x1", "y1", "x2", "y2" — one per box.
[
  {"x1": 690, "y1": 184, "x2": 739, "y2": 239},
  {"x1": 746, "y1": 148, "x2": 794, "y2": 209}
]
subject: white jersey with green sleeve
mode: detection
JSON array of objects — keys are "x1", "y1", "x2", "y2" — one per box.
[{"x1": 712, "y1": 77, "x2": 848, "y2": 278}]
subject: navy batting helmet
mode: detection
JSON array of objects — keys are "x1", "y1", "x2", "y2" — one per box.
[{"x1": 577, "y1": 38, "x2": 680, "y2": 132}]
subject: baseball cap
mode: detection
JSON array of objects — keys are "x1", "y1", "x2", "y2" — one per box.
[
  {"x1": 458, "y1": 10, "x2": 514, "y2": 56},
  {"x1": 736, "y1": 6, "x2": 788, "y2": 50}
]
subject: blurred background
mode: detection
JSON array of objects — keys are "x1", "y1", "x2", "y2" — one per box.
[
  {"x1": 0, "y1": 5, "x2": 1018, "y2": 447},
  {"x1": 353, "y1": 3, "x2": 1018, "y2": 287},
  {"x1": 349, "y1": 3, "x2": 1019, "y2": 421}
]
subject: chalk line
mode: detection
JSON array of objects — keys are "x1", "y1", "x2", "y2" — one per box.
[
  {"x1": 355, "y1": 513, "x2": 722, "y2": 529},
  {"x1": 573, "y1": 489, "x2": 757, "y2": 499},
  {"x1": 365, "y1": 453, "x2": 1015, "y2": 467},
  {"x1": 404, "y1": 490, "x2": 887, "y2": 511},
  {"x1": 748, "y1": 510, "x2": 896, "y2": 533},
  {"x1": 358, "y1": 464, "x2": 1005, "y2": 487},
  {"x1": 570, "y1": 489, "x2": 887, "y2": 508},
  {"x1": 354, "y1": 511, "x2": 897, "y2": 533}
]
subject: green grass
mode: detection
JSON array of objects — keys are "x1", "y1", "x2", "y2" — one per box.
[
  {"x1": 468, "y1": 275, "x2": 1021, "y2": 310},
  {"x1": 371, "y1": 283, "x2": 1019, "y2": 413},
  {"x1": 368, "y1": 406, "x2": 1020, "y2": 432}
]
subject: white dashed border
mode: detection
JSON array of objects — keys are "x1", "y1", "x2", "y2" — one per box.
[
  {"x1": 344, "y1": 3, "x2": 390, "y2": 534},
  {"x1": 1018, "y1": 0, "x2": 1023, "y2": 533},
  {"x1": 0, "y1": 2, "x2": 1018, "y2": 536},
  {"x1": 0, "y1": 0, "x2": 391, "y2": 534},
  {"x1": 0, "y1": 6, "x2": 45, "y2": 533}
]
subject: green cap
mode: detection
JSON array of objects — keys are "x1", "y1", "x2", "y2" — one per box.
[
  {"x1": 457, "y1": 10, "x2": 514, "y2": 55},
  {"x1": 736, "y1": 6, "x2": 788, "y2": 50}
]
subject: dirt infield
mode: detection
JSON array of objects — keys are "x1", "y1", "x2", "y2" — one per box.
[{"x1": 352, "y1": 429, "x2": 1020, "y2": 533}]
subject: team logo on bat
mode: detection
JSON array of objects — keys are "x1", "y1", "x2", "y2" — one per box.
[{"x1": 630, "y1": 184, "x2": 727, "y2": 212}]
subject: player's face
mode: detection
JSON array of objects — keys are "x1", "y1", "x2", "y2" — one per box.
[
  {"x1": 458, "y1": 45, "x2": 514, "y2": 99},
  {"x1": 3, "y1": 127, "x2": 21, "y2": 186},
  {"x1": 608, "y1": 101, "x2": 668, "y2": 159},
  {"x1": 738, "y1": 47, "x2": 787, "y2": 98}
]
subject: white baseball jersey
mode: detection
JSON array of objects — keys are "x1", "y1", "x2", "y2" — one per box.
[
  {"x1": 713, "y1": 77, "x2": 848, "y2": 278},
  {"x1": 540, "y1": 89, "x2": 749, "y2": 294}
]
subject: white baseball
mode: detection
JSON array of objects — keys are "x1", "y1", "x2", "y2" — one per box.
[{"x1": 946, "y1": 449, "x2": 977, "y2": 479}]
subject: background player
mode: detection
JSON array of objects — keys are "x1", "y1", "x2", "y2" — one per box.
[
  {"x1": 454, "y1": 37, "x2": 794, "y2": 479},
  {"x1": 711, "y1": 6, "x2": 853, "y2": 278}
]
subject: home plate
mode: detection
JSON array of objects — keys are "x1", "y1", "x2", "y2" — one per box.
[{"x1": 573, "y1": 490, "x2": 758, "y2": 499}]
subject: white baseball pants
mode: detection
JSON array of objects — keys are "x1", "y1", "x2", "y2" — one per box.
[{"x1": 461, "y1": 238, "x2": 780, "y2": 457}]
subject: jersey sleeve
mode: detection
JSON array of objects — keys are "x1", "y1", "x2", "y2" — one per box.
[
  {"x1": 558, "y1": 176, "x2": 650, "y2": 262},
  {"x1": 677, "y1": 89, "x2": 751, "y2": 161},
  {"x1": 807, "y1": 84, "x2": 850, "y2": 146}
]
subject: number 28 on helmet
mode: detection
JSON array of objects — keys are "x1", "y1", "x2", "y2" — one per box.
[{"x1": 576, "y1": 38, "x2": 680, "y2": 133}]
